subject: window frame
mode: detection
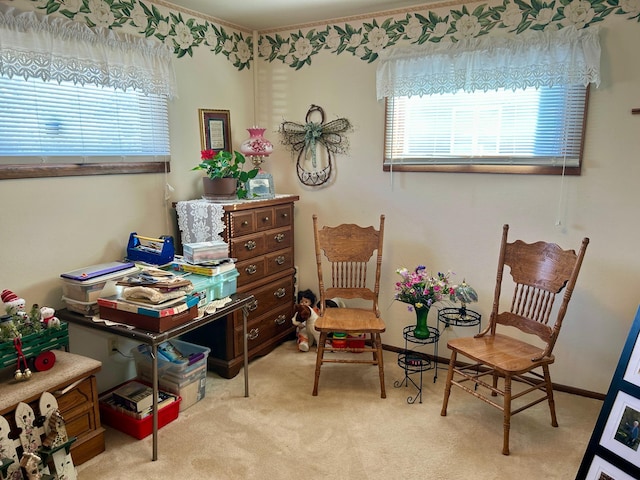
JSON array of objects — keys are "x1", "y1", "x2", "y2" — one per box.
[
  {"x1": 382, "y1": 87, "x2": 590, "y2": 176},
  {"x1": 0, "y1": 162, "x2": 170, "y2": 180}
]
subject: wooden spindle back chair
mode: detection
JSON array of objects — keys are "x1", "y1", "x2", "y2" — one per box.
[
  {"x1": 312, "y1": 214, "x2": 386, "y2": 397},
  {"x1": 441, "y1": 224, "x2": 589, "y2": 454}
]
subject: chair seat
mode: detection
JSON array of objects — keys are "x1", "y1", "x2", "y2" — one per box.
[
  {"x1": 314, "y1": 308, "x2": 386, "y2": 333},
  {"x1": 447, "y1": 333, "x2": 555, "y2": 374}
]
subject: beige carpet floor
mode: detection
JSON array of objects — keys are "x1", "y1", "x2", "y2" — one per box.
[{"x1": 77, "y1": 341, "x2": 603, "y2": 479}]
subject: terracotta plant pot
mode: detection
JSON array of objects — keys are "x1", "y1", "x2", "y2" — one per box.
[{"x1": 202, "y1": 177, "x2": 237, "y2": 201}]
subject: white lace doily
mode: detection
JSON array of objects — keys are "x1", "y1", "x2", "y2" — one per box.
[{"x1": 176, "y1": 199, "x2": 226, "y2": 243}]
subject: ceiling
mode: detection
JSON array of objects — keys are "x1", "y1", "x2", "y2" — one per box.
[{"x1": 164, "y1": 0, "x2": 430, "y2": 31}]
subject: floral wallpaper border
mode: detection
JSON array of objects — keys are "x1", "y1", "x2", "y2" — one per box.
[{"x1": 28, "y1": 0, "x2": 640, "y2": 71}]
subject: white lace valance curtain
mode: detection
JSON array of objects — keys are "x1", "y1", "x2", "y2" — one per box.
[
  {"x1": 0, "y1": 5, "x2": 177, "y2": 98},
  {"x1": 376, "y1": 26, "x2": 601, "y2": 100}
]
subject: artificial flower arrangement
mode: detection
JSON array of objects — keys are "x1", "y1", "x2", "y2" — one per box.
[
  {"x1": 193, "y1": 149, "x2": 259, "y2": 199},
  {"x1": 394, "y1": 265, "x2": 478, "y2": 338},
  {"x1": 394, "y1": 265, "x2": 457, "y2": 311}
]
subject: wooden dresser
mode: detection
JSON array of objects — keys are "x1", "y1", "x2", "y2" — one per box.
[
  {"x1": 180, "y1": 195, "x2": 299, "y2": 378},
  {"x1": 0, "y1": 350, "x2": 104, "y2": 465}
]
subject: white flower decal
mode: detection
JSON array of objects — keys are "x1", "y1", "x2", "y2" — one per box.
[
  {"x1": 405, "y1": 17, "x2": 423, "y2": 40},
  {"x1": 620, "y1": 0, "x2": 640, "y2": 15},
  {"x1": 348, "y1": 33, "x2": 363, "y2": 48},
  {"x1": 156, "y1": 20, "x2": 170, "y2": 37},
  {"x1": 174, "y1": 22, "x2": 193, "y2": 49},
  {"x1": 367, "y1": 27, "x2": 389, "y2": 53},
  {"x1": 432, "y1": 21, "x2": 449, "y2": 38},
  {"x1": 204, "y1": 27, "x2": 218, "y2": 46},
  {"x1": 62, "y1": 0, "x2": 82, "y2": 13},
  {"x1": 535, "y1": 7, "x2": 555, "y2": 25},
  {"x1": 294, "y1": 37, "x2": 313, "y2": 60},
  {"x1": 502, "y1": 3, "x2": 523, "y2": 29},
  {"x1": 259, "y1": 40, "x2": 272, "y2": 58},
  {"x1": 87, "y1": 0, "x2": 114, "y2": 28},
  {"x1": 129, "y1": 4, "x2": 147, "y2": 29},
  {"x1": 562, "y1": 0, "x2": 596, "y2": 28},
  {"x1": 236, "y1": 41, "x2": 251, "y2": 63},
  {"x1": 453, "y1": 14, "x2": 481, "y2": 40},
  {"x1": 223, "y1": 39, "x2": 234, "y2": 52},
  {"x1": 279, "y1": 43, "x2": 291, "y2": 55},
  {"x1": 325, "y1": 30, "x2": 342, "y2": 50}
]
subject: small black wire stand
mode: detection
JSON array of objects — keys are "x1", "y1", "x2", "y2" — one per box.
[
  {"x1": 394, "y1": 325, "x2": 439, "y2": 404},
  {"x1": 437, "y1": 307, "x2": 482, "y2": 378}
]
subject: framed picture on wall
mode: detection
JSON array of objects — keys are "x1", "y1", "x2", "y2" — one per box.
[
  {"x1": 199, "y1": 109, "x2": 231, "y2": 152},
  {"x1": 576, "y1": 305, "x2": 640, "y2": 480},
  {"x1": 599, "y1": 391, "x2": 640, "y2": 462},
  {"x1": 585, "y1": 455, "x2": 636, "y2": 480},
  {"x1": 623, "y1": 332, "x2": 640, "y2": 388}
]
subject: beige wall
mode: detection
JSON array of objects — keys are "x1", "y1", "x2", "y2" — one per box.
[{"x1": 1, "y1": 0, "x2": 639, "y2": 394}]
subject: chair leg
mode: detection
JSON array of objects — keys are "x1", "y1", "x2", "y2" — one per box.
[
  {"x1": 374, "y1": 333, "x2": 386, "y2": 398},
  {"x1": 492, "y1": 371, "x2": 499, "y2": 396},
  {"x1": 440, "y1": 351, "x2": 457, "y2": 416},
  {"x1": 312, "y1": 332, "x2": 327, "y2": 396},
  {"x1": 502, "y1": 375, "x2": 512, "y2": 455},
  {"x1": 543, "y1": 364, "x2": 558, "y2": 427}
]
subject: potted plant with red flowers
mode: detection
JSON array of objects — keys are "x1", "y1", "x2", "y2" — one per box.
[{"x1": 193, "y1": 149, "x2": 259, "y2": 200}]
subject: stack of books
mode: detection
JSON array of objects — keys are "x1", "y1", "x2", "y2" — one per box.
[
  {"x1": 97, "y1": 268, "x2": 199, "y2": 332},
  {"x1": 170, "y1": 255, "x2": 236, "y2": 277},
  {"x1": 100, "y1": 380, "x2": 177, "y2": 420}
]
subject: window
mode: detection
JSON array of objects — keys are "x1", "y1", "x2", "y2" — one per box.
[
  {"x1": 0, "y1": 74, "x2": 170, "y2": 178},
  {"x1": 0, "y1": 6, "x2": 176, "y2": 179},
  {"x1": 384, "y1": 84, "x2": 589, "y2": 175}
]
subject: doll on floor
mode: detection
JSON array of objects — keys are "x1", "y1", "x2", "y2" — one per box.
[{"x1": 292, "y1": 289, "x2": 320, "y2": 352}]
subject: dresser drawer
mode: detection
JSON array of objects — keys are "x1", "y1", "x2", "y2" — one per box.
[
  {"x1": 230, "y1": 210, "x2": 255, "y2": 236},
  {"x1": 265, "y1": 226, "x2": 293, "y2": 251},
  {"x1": 274, "y1": 204, "x2": 293, "y2": 228},
  {"x1": 265, "y1": 248, "x2": 294, "y2": 277},
  {"x1": 230, "y1": 232, "x2": 267, "y2": 261},
  {"x1": 236, "y1": 257, "x2": 267, "y2": 287},
  {"x1": 234, "y1": 303, "x2": 293, "y2": 354},
  {"x1": 229, "y1": 207, "x2": 277, "y2": 236},
  {"x1": 236, "y1": 274, "x2": 294, "y2": 325}
]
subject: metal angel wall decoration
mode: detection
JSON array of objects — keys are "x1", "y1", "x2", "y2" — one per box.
[{"x1": 279, "y1": 105, "x2": 352, "y2": 186}]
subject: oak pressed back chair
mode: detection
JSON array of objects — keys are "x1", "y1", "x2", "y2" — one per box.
[
  {"x1": 312, "y1": 214, "x2": 386, "y2": 398},
  {"x1": 440, "y1": 224, "x2": 589, "y2": 455}
]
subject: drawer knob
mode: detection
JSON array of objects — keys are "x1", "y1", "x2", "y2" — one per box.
[
  {"x1": 274, "y1": 288, "x2": 286, "y2": 298},
  {"x1": 274, "y1": 233, "x2": 285, "y2": 242},
  {"x1": 245, "y1": 240, "x2": 257, "y2": 250},
  {"x1": 275, "y1": 255, "x2": 285, "y2": 265},
  {"x1": 245, "y1": 264, "x2": 257, "y2": 275},
  {"x1": 242, "y1": 220, "x2": 249, "y2": 226},
  {"x1": 262, "y1": 216, "x2": 269, "y2": 222},
  {"x1": 275, "y1": 315, "x2": 287, "y2": 325},
  {"x1": 248, "y1": 299, "x2": 259, "y2": 311},
  {"x1": 248, "y1": 328, "x2": 260, "y2": 340},
  {"x1": 282, "y1": 213, "x2": 288, "y2": 218}
]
